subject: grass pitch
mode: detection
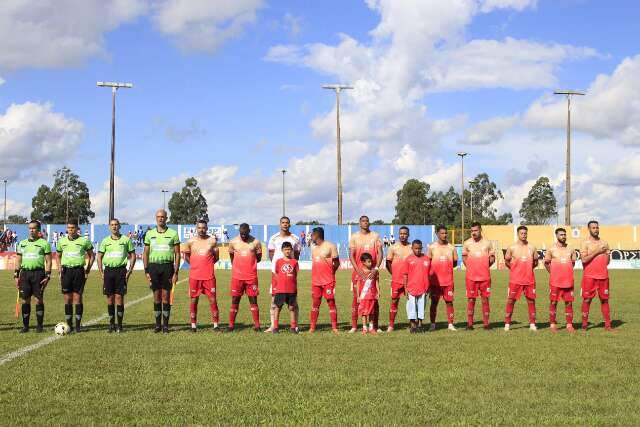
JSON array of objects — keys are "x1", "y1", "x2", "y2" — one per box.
[{"x1": 0, "y1": 269, "x2": 639, "y2": 426}]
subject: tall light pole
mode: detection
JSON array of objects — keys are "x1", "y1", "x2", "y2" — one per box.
[
  {"x1": 161, "y1": 190, "x2": 169, "y2": 210},
  {"x1": 65, "y1": 172, "x2": 70, "y2": 224},
  {"x1": 457, "y1": 152, "x2": 468, "y2": 243},
  {"x1": 2, "y1": 179, "x2": 7, "y2": 230},
  {"x1": 97, "y1": 81, "x2": 133, "y2": 221},
  {"x1": 322, "y1": 84, "x2": 353, "y2": 225},
  {"x1": 468, "y1": 179, "x2": 477, "y2": 222},
  {"x1": 281, "y1": 169, "x2": 286, "y2": 217},
  {"x1": 554, "y1": 89, "x2": 584, "y2": 226}
]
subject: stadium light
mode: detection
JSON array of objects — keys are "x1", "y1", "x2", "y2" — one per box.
[
  {"x1": 322, "y1": 84, "x2": 354, "y2": 225},
  {"x1": 457, "y1": 152, "x2": 468, "y2": 243},
  {"x1": 554, "y1": 90, "x2": 585, "y2": 226},
  {"x1": 469, "y1": 179, "x2": 477, "y2": 222},
  {"x1": 161, "y1": 190, "x2": 169, "y2": 210},
  {"x1": 281, "y1": 169, "x2": 286, "y2": 217},
  {"x1": 2, "y1": 179, "x2": 6, "y2": 230},
  {"x1": 97, "y1": 81, "x2": 133, "y2": 221}
]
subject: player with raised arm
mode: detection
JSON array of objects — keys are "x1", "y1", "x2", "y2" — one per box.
[
  {"x1": 227, "y1": 223, "x2": 263, "y2": 332},
  {"x1": 143, "y1": 209, "x2": 180, "y2": 333},
  {"x1": 462, "y1": 222, "x2": 495, "y2": 330},
  {"x1": 182, "y1": 219, "x2": 219, "y2": 332},
  {"x1": 504, "y1": 225, "x2": 538, "y2": 331},
  {"x1": 97, "y1": 218, "x2": 136, "y2": 333},
  {"x1": 309, "y1": 227, "x2": 340, "y2": 333},
  {"x1": 266, "y1": 216, "x2": 301, "y2": 333},
  {"x1": 57, "y1": 221, "x2": 95, "y2": 333},
  {"x1": 580, "y1": 220, "x2": 612, "y2": 331},
  {"x1": 348, "y1": 215, "x2": 383, "y2": 333},
  {"x1": 544, "y1": 227, "x2": 576, "y2": 333},
  {"x1": 14, "y1": 220, "x2": 52, "y2": 333},
  {"x1": 428, "y1": 225, "x2": 458, "y2": 331},
  {"x1": 385, "y1": 226, "x2": 412, "y2": 332}
]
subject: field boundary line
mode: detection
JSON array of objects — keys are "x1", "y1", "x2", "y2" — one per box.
[{"x1": 0, "y1": 278, "x2": 187, "y2": 367}]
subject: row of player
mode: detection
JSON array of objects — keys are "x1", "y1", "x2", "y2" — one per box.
[{"x1": 13, "y1": 212, "x2": 613, "y2": 334}]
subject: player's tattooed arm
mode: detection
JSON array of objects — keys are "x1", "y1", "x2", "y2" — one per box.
[
  {"x1": 543, "y1": 248, "x2": 552, "y2": 273},
  {"x1": 504, "y1": 246, "x2": 513, "y2": 269}
]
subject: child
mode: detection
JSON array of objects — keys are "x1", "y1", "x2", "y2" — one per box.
[
  {"x1": 357, "y1": 253, "x2": 379, "y2": 335},
  {"x1": 272, "y1": 241, "x2": 300, "y2": 333},
  {"x1": 404, "y1": 240, "x2": 431, "y2": 333}
]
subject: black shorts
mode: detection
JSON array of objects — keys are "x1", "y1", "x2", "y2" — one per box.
[
  {"x1": 19, "y1": 269, "x2": 46, "y2": 300},
  {"x1": 274, "y1": 293, "x2": 297, "y2": 308},
  {"x1": 61, "y1": 267, "x2": 86, "y2": 294},
  {"x1": 148, "y1": 263, "x2": 174, "y2": 291},
  {"x1": 104, "y1": 267, "x2": 127, "y2": 296}
]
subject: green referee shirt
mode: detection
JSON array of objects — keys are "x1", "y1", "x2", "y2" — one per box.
[
  {"x1": 99, "y1": 235, "x2": 135, "y2": 268},
  {"x1": 16, "y1": 238, "x2": 51, "y2": 270},
  {"x1": 57, "y1": 235, "x2": 93, "y2": 267},
  {"x1": 144, "y1": 227, "x2": 180, "y2": 264}
]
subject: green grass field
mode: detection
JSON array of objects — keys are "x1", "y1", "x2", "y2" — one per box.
[{"x1": 0, "y1": 269, "x2": 638, "y2": 425}]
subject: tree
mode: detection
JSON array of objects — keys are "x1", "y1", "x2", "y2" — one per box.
[
  {"x1": 371, "y1": 219, "x2": 386, "y2": 225},
  {"x1": 31, "y1": 167, "x2": 95, "y2": 224},
  {"x1": 6, "y1": 215, "x2": 28, "y2": 224},
  {"x1": 393, "y1": 179, "x2": 430, "y2": 224},
  {"x1": 168, "y1": 177, "x2": 208, "y2": 224},
  {"x1": 466, "y1": 173, "x2": 512, "y2": 225},
  {"x1": 296, "y1": 220, "x2": 322, "y2": 225},
  {"x1": 519, "y1": 177, "x2": 558, "y2": 225}
]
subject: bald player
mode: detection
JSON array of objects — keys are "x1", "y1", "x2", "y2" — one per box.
[
  {"x1": 462, "y1": 222, "x2": 495, "y2": 330},
  {"x1": 309, "y1": 227, "x2": 340, "y2": 333},
  {"x1": 385, "y1": 226, "x2": 412, "y2": 332},
  {"x1": 544, "y1": 227, "x2": 576, "y2": 333},
  {"x1": 427, "y1": 225, "x2": 458, "y2": 331},
  {"x1": 504, "y1": 225, "x2": 539, "y2": 331},
  {"x1": 580, "y1": 220, "x2": 612, "y2": 331},
  {"x1": 348, "y1": 215, "x2": 383, "y2": 333}
]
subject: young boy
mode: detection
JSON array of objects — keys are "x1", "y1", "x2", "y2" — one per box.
[
  {"x1": 404, "y1": 240, "x2": 431, "y2": 333},
  {"x1": 357, "y1": 253, "x2": 379, "y2": 335},
  {"x1": 271, "y1": 242, "x2": 300, "y2": 334}
]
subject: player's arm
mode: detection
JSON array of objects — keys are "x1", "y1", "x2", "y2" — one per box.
[
  {"x1": 385, "y1": 247, "x2": 394, "y2": 274},
  {"x1": 543, "y1": 248, "x2": 552, "y2": 273},
  {"x1": 488, "y1": 244, "x2": 496, "y2": 267},
  {"x1": 331, "y1": 243, "x2": 340, "y2": 273},
  {"x1": 605, "y1": 241, "x2": 611, "y2": 266},
  {"x1": 182, "y1": 241, "x2": 191, "y2": 264},
  {"x1": 228, "y1": 241, "x2": 235, "y2": 263},
  {"x1": 376, "y1": 237, "x2": 384, "y2": 269},
  {"x1": 461, "y1": 241, "x2": 469, "y2": 267},
  {"x1": 97, "y1": 251, "x2": 104, "y2": 276},
  {"x1": 85, "y1": 247, "x2": 96, "y2": 278},
  {"x1": 268, "y1": 236, "x2": 276, "y2": 261},
  {"x1": 580, "y1": 241, "x2": 599, "y2": 264},
  {"x1": 255, "y1": 240, "x2": 263, "y2": 263},
  {"x1": 14, "y1": 252, "x2": 22, "y2": 287},
  {"x1": 212, "y1": 241, "x2": 219, "y2": 263},
  {"x1": 142, "y1": 242, "x2": 151, "y2": 283},
  {"x1": 126, "y1": 239, "x2": 136, "y2": 280},
  {"x1": 570, "y1": 246, "x2": 577, "y2": 266},
  {"x1": 452, "y1": 245, "x2": 458, "y2": 269},
  {"x1": 173, "y1": 241, "x2": 180, "y2": 282},
  {"x1": 294, "y1": 238, "x2": 301, "y2": 260},
  {"x1": 532, "y1": 246, "x2": 539, "y2": 268},
  {"x1": 504, "y1": 246, "x2": 512, "y2": 269},
  {"x1": 43, "y1": 252, "x2": 52, "y2": 286}
]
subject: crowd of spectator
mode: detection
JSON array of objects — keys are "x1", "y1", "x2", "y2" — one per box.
[{"x1": 0, "y1": 228, "x2": 18, "y2": 251}]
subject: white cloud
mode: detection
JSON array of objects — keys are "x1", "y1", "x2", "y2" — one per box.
[
  {"x1": 0, "y1": 76, "x2": 4, "y2": 86},
  {"x1": 460, "y1": 114, "x2": 519, "y2": 145},
  {"x1": 152, "y1": 0, "x2": 264, "y2": 53},
  {"x1": 0, "y1": 102, "x2": 83, "y2": 180},
  {"x1": 2, "y1": 198, "x2": 30, "y2": 219},
  {"x1": 479, "y1": 0, "x2": 537, "y2": 13}
]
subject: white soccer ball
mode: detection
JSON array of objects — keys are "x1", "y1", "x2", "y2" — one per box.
[{"x1": 54, "y1": 322, "x2": 71, "y2": 336}]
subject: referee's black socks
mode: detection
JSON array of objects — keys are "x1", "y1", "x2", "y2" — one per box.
[
  {"x1": 22, "y1": 304, "x2": 31, "y2": 328},
  {"x1": 117, "y1": 305, "x2": 124, "y2": 328},
  {"x1": 154, "y1": 303, "x2": 162, "y2": 327},
  {"x1": 108, "y1": 304, "x2": 115, "y2": 325},
  {"x1": 64, "y1": 303, "x2": 73, "y2": 326},
  {"x1": 35, "y1": 303, "x2": 44, "y2": 328},
  {"x1": 162, "y1": 304, "x2": 171, "y2": 327},
  {"x1": 75, "y1": 303, "x2": 83, "y2": 329}
]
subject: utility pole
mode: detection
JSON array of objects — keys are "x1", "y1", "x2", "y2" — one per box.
[
  {"x1": 457, "y1": 152, "x2": 468, "y2": 243},
  {"x1": 161, "y1": 190, "x2": 169, "y2": 210},
  {"x1": 281, "y1": 169, "x2": 286, "y2": 217},
  {"x1": 469, "y1": 179, "x2": 477, "y2": 222}
]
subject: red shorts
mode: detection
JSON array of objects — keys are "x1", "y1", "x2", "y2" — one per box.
[
  {"x1": 391, "y1": 281, "x2": 405, "y2": 299},
  {"x1": 358, "y1": 299, "x2": 375, "y2": 316},
  {"x1": 550, "y1": 286, "x2": 574, "y2": 302},
  {"x1": 466, "y1": 279, "x2": 491, "y2": 298},
  {"x1": 312, "y1": 283, "x2": 336, "y2": 300},
  {"x1": 430, "y1": 284, "x2": 454, "y2": 302},
  {"x1": 508, "y1": 283, "x2": 536, "y2": 300},
  {"x1": 230, "y1": 278, "x2": 259, "y2": 297},
  {"x1": 189, "y1": 278, "x2": 216, "y2": 298},
  {"x1": 581, "y1": 277, "x2": 610, "y2": 300}
]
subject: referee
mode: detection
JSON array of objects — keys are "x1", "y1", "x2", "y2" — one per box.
[
  {"x1": 14, "y1": 220, "x2": 52, "y2": 333},
  {"x1": 143, "y1": 209, "x2": 180, "y2": 333},
  {"x1": 57, "y1": 221, "x2": 95, "y2": 333},
  {"x1": 97, "y1": 218, "x2": 136, "y2": 333}
]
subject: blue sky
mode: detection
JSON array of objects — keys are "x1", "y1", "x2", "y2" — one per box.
[{"x1": 1, "y1": 0, "x2": 639, "y2": 224}]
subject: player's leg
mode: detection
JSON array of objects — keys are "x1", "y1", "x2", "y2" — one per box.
[
  {"x1": 107, "y1": 293, "x2": 116, "y2": 332},
  {"x1": 599, "y1": 282, "x2": 612, "y2": 331},
  {"x1": 205, "y1": 289, "x2": 219, "y2": 330},
  {"x1": 153, "y1": 289, "x2": 163, "y2": 332},
  {"x1": 72, "y1": 271, "x2": 85, "y2": 332},
  {"x1": 115, "y1": 292, "x2": 124, "y2": 332},
  {"x1": 580, "y1": 276, "x2": 594, "y2": 330},
  {"x1": 504, "y1": 284, "x2": 518, "y2": 331},
  {"x1": 444, "y1": 287, "x2": 455, "y2": 331},
  {"x1": 248, "y1": 295, "x2": 261, "y2": 331},
  {"x1": 465, "y1": 279, "x2": 477, "y2": 329},
  {"x1": 480, "y1": 281, "x2": 491, "y2": 329},
  {"x1": 289, "y1": 295, "x2": 299, "y2": 332},
  {"x1": 429, "y1": 294, "x2": 439, "y2": 331},
  {"x1": 61, "y1": 268, "x2": 74, "y2": 330},
  {"x1": 372, "y1": 300, "x2": 380, "y2": 332},
  {"x1": 526, "y1": 285, "x2": 537, "y2": 331},
  {"x1": 228, "y1": 295, "x2": 241, "y2": 331},
  {"x1": 327, "y1": 296, "x2": 338, "y2": 333},
  {"x1": 18, "y1": 273, "x2": 32, "y2": 333},
  {"x1": 350, "y1": 281, "x2": 358, "y2": 333},
  {"x1": 266, "y1": 274, "x2": 276, "y2": 333},
  {"x1": 406, "y1": 294, "x2": 417, "y2": 332},
  {"x1": 272, "y1": 298, "x2": 282, "y2": 333},
  {"x1": 190, "y1": 295, "x2": 199, "y2": 332},
  {"x1": 389, "y1": 297, "x2": 400, "y2": 332},
  {"x1": 160, "y1": 266, "x2": 173, "y2": 333},
  {"x1": 565, "y1": 298, "x2": 575, "y2": 332},
  {"x1": 309, "y1": 286, "x2": 322, "y2": 332},
  {"x1": 32, "y1": 271, "x2": 45, "y2": 332}
]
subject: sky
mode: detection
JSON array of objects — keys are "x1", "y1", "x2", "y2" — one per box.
[{"x1": 1, "y1": 0, "x2": 640, "y2": 225}]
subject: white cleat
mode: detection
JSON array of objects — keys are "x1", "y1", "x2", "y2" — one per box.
[
  {"x1": 376, "y1": 328, "x2": 383, "y2": 333},
  {"x1": 429, "y1": 323, "x2": 436, "y2": 331},
  {"x1": 529, "y1": 323, "x2": 538, "y2": 331},
  {"x1": 447, "y1": 324, "x2": 457, "y2": 332},
  {"x1": 348, "y1": 328, "x2": 357, "y2": 334},
  {"x1": 504, "y1": 324, "x2": 510, "y2": 331}
]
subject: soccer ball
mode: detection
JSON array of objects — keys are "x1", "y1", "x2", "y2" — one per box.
[{"x1": 54, "y1": 322, "x2": 71, "y2": 336}]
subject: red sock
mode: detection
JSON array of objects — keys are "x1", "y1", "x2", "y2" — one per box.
[
  {"x1": 527, "y1": 300, "x2": 536, "y2": 324},
  {"x1": 446, "y1": 303, "x2": 454, "y2": 325},
  {"x1": 481, "y1": 298, "x2": 490, "y2": 327},
  {"x1": 229, "y1": 303, "x2": 239, "y2": 328},
  {"x1": 601, "y1": 300, "x2": 611, "y2": 328},
  {"x1": 581, "y1": 300, "x2": 591, "y2": 328},
  {"x1": 430, "y1": 298, "x2": 438, "y2": 323},
  {"x1": 210, "y1": 302, "x2": 219, "y2": 324},
  {"x1": 389, "y1": 300, "x2": 399, "y2": 328},
  {"x1": 273, "y1": 310, "x2": 279, "y2": 329},
  {"x1": 467, "y1": 299, "x2": 475, "y2": 326},
  {"x1": 190, "y1": 302, "x2": 197, "y2": 326},
  {"x1": 505, "y1": 299, "x2": 514, "y2": 324},
  {"x1": 250, "y1": 304, "x2": 260, "y2": 328},
  {"x1": 565, "y1": 303, "x2": 573, "y2": 325},
  {"x1": 310, "y1": 297, "x2": 321, "y2": 330},
  {"x1": 549, "y1": 302, "x2": 557, "y2": 324},
  {"x1": 291, "y1": 308, "x2": 298, "y2": 329},
  {"x1": 351, "y1": 292, "x2": 358, "y2": 329},
  {"x1": 328, "y1": 299, "x2": 338, "y2": 330}
]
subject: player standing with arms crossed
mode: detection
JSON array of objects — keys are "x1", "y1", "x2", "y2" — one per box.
[
  {"x1": 143, "y1": 209, "x2": 180, "y2": 333},
  {"x1": 580, "y1": 220, "x2": 613, "y2": 331},
  {"x1": 428, "y1": 226, "x2": 458, "y2": 331},
  {"x1": 385, "y1": 226, "x2": 412, "y2": 332},
  {"x1": 504, "y1": 225, "x2": 538, "y2": 331},
  {"x1": 14, "y1": 220, "x2": 52, "y2": 333},
  {"x1": 544, "y1": 227, "x2": 576, "y2": 333},
  {"x1": 309, "y1": 227, "x2": 340, "y2": 333},
  {"x1": 228, "y1": 223, "x2": 263, "y2": 332},
  {"x1": 97, "y1": 218, "x2": 136, "y2": 333},
  {"x1": 57, "y1": 221, "x2": 95, "y2": 333},
  {"x1": 348, "y1": 215, "x2": 383, "y2": 333},
  {"x1": 462, "y1": 222, "x2": 495, "y2": 330},
  {"x1": 182, "y1": 219, "x2": 219, "y2": 332}
]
